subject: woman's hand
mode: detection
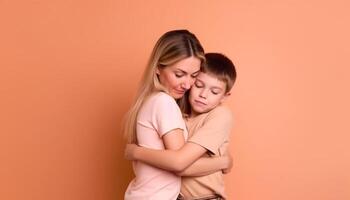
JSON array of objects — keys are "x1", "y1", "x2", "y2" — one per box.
[{"x1": 124, "y1": 143, "x2": 139, "y2": 160}]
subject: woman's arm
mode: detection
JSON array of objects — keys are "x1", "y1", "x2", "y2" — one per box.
[
  {"x1": 162, "y1": 128, "x2": 186, "y2": 150},
  {"x1": 179, "y1": 142, "x2": 234, "y2": 176},
  {"x1": 176, "y1": 155, "x2": 232, "y2": 176}
]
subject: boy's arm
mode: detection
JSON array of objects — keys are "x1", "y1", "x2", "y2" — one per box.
[
  {"x1": 125, "y1": 107, "x2": 234, "y2": 173},
  {"x1": 125, "y1": 141, "x2": 208, "y2": 172},
  {"x1": 179, "y1": 107, "x2": 234, "y2": 176},
  {"x1": 125, "y1": 142, "x2": 232, "y2": 175}
]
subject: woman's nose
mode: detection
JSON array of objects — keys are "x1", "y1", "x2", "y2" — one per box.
[
  {"x1": 181, "y1": 77, "x2": 194, "y2": 90},
  {"x1": 181, "y1": 81, "x2": 191, "y2": 90}
]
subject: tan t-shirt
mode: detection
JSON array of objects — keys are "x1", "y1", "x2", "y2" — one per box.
[{"x1": 180, "y1": 106, "x2": 233, "y2": 200}]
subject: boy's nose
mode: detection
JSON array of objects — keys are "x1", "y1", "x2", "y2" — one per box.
[{"x1": 199, "y1": 90, "x2": 207, "y2": 98}]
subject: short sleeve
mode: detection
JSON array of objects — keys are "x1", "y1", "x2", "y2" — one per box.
[
  {"x1": 152, "y1": 93, "x2": 185, "y2": 137},
  {"x1": 188, "y1": 106, "x2": 233, "y2": 155}
]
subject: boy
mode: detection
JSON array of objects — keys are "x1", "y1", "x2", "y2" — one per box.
[{"x1": 125, "y1": 53, "x2": 237, "y2": 200}]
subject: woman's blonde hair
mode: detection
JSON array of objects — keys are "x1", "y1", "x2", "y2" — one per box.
[{"x1": 123, "y1": 30, "x2": 205, "y2": 144}]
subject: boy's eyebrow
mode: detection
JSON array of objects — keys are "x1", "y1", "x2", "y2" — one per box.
[
  {"x1": 211, "y1": 86, "x2": 223, "y2": 90},
  {"x1": 196, "y1": 78, "x2": 223, "y2": 90},
  {"x1": 192, "y1": 70, "x2": 200, "y2": 75},
  {"x1": 195, "y1": 78, "x2": 204, "y2": 83}
]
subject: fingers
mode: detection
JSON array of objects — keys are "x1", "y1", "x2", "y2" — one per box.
[
  {"x1": 124, "y1": 143, "x2": 137, "y2": 160},
  {"x1": 222, "y1": 168, "x2": 231, "y2": 174},
  {"x1": 222, "y1": 153, "x2": 234, "y2": 174}
]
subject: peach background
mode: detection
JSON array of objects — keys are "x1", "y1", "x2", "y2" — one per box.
[{"x1": 1, "y1": 1, "x2": 349, "y2": 200}]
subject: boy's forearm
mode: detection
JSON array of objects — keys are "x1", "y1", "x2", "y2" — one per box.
[
  {"x1": 134, "y1": 146, "x2": 198, "y2": 172},
  {"x1": 133, "y1": 143, "x2": 207, "y2": 172},
  {"x1": 177, "y1": 156, "x2": 228, "y2": 177}
]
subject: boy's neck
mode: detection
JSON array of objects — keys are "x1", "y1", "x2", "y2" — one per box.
[
  {"x1": 189, "y1": 108, "x2": 214, "y2": 118},
  {"x1": 189, "y1": 109, "x2": 200, "y2": 118}
]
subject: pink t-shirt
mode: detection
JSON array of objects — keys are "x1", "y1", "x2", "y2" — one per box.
[{"x1": 125, "y1": 92, "x2": 188, "y2": 200}]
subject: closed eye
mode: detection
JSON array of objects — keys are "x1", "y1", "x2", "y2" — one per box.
[
  {"x1": 191, "y1": 71, "x2": 200, "y2": 78},
  {"x1": 211, "y1": 89, "x2": 222, "y2": 95},
  {"x1": 194, "y1": 82, "x2": 204, "y2": 88},
  {"x1": 175, "y1": 73, "x2": 184, "y2": 78}
]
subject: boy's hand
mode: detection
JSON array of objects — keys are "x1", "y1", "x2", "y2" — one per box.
[
  {"x1": 219, "y1": 143, "x2": 233, "y2": 174},
  {"x1": 222, "y1": 153, "x2": 233, "y2": 174},
  {"x1": 124, "y1": 143, "x2": 139, "y2": 160}
]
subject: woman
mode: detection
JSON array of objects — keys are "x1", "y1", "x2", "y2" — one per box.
[
  {"x1": 123, "y1": 30, "x2": 230, "y2": 200},
  {"x1": 126, "y1": 53, "x2": 237, "y2": 200}
]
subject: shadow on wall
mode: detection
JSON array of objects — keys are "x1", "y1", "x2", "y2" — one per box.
[
  {"x1": 113, "y1": 97, "x2": 135, "y2": 199},
  {"x1": 114, "y1": 140, "x2": 133, "y2": 199}
]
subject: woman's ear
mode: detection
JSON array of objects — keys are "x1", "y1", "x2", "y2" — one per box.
[{"x1": 156, "y1": 66, "x2": 160, "y2": 75}]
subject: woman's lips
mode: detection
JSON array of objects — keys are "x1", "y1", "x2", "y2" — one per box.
[{"x1": 175, "y1": 89, "x2": 185, "y2": 94}]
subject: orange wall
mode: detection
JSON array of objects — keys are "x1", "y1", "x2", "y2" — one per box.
[{"x1": 1, "y1": 1, "x2": 349, "y2": 200}]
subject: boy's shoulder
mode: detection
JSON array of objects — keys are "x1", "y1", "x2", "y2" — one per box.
[
  {"x1": 207, "y1": 105, "x2": 233, "y2": 118},
  {"x1": 196, "y1": 105, "x2": 234, "y2": 124}
]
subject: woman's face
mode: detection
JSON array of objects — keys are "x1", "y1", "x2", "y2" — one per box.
[{"x1": 157, "y1": 56, "x2": 201, "y2": 99}]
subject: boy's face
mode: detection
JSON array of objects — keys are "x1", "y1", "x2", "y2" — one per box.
[{"x1": 189, "y1": 72, "x2": 230, "y2": 115}]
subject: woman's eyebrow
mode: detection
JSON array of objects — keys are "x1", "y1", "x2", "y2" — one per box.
[{"x1": 175, "y1": 69, "x2": 187, "y2": 74}]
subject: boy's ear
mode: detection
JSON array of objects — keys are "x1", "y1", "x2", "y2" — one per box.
[{"x1": 220, "y1": 92, "x2": 231, "y2": 104}]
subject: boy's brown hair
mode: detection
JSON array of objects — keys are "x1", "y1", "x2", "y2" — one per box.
[
  {"x1": 179, "y1": 53, "x2": 237, "y2": 115},
  {"x1": 202, "y1": 53, "x2": 236, "y2": 93}
]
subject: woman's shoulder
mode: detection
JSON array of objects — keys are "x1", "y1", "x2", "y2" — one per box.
[
  {"x1": 149, "y1": 91, "x2": 175, "y2": 103},
  {"x1": 145, "y1": 91, "x2": 177, "y2": 108},
  {"x1": 141, "y1": 92, "x2": 182, "y2": 119}
]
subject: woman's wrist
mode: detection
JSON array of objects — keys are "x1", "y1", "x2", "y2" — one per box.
[
  {"x1": 132, "y1": 146, "x2": 141, "y2": 160},
  {"x1": 125, "y1": 143, "x2": 142, "y2": 161}
]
